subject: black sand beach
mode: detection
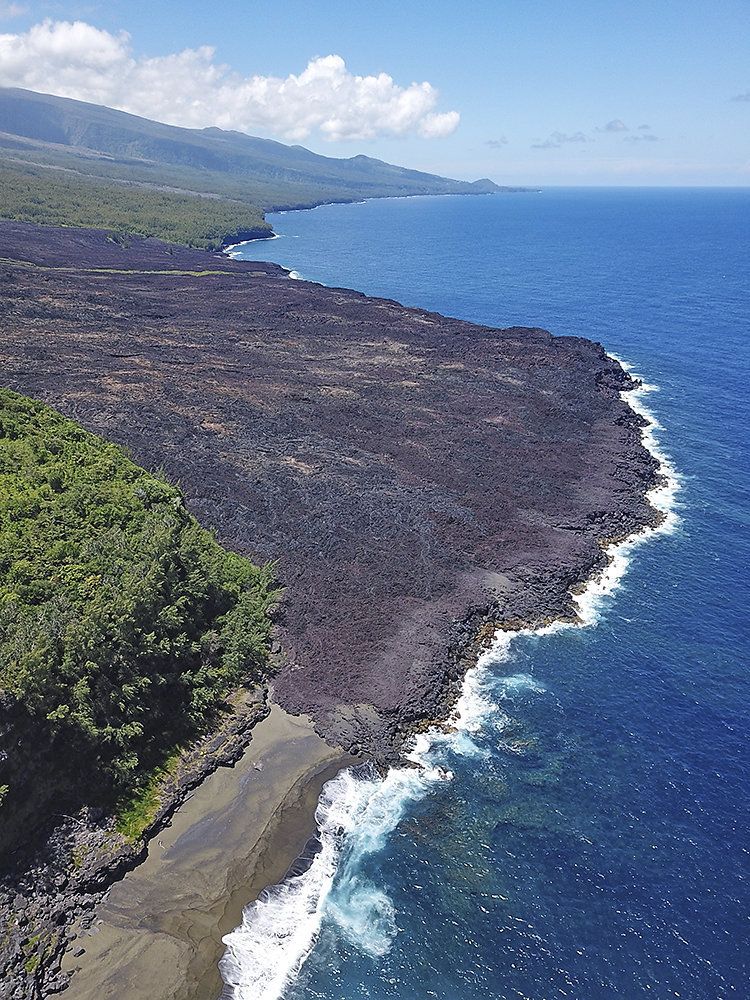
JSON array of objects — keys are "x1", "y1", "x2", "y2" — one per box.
[{"x1": 60, "y1": 707, "x2": 349, "y2": 1000}]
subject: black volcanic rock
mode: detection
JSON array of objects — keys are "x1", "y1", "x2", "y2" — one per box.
[{"x1": 0, "y1": 219, "x2": 658, "y2": 758}]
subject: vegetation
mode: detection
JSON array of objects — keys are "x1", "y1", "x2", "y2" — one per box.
[
  {"x1": 0, "y1": 161, "x2": 270, "y2": 250},
  {"x1": 115, "y1": 751, "x2": 181, "y2": 840},
  {"x1": 0, "y1": 390, "x2": 279, "y2": 851},
  {"x1": 0, "y1": 86, "x2": 508, "y2": 248}
]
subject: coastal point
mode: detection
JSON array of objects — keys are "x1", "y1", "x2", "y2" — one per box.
[
  {"x1": 0, "y1": 217, "x2": 659, "y2": 997},
  {"x1": 0, "y1": 220, "x2": 659, "y2": 757}
]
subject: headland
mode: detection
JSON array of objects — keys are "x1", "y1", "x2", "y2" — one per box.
[{"x1": 0, "y1": 218, "x2": 660, "y2": 997}]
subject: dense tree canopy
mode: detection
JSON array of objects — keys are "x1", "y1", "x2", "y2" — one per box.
[
  {"x1": 0, "y1": 162, "x2": 271, "y2": 250},
  {"x1": 0, "y1": 390, "x2": 278, "y2": 847}
]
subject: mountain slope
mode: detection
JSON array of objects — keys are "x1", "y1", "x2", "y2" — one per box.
[{"x1": 0, "y1": 87, "x2": 503, "y2": 211}]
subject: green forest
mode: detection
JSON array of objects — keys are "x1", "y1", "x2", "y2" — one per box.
[
  {"x1": 0, "y1": 161, "x2": 271, "y2": 250},
  {"x1": 0, "y1": 86, "x2": 504, "y2": 249},
  {"x1": 0, "y1": 390, "x2": 278, "y2": 852}
]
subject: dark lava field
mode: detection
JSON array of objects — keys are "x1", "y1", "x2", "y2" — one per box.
[{"x1": 0, "y1": 220, "x2": 658, "y2": 756}]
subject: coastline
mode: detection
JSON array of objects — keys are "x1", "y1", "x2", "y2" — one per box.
[
  {"x1": 1, "y1": 218, "x2": 663, "y2": 996},
  {"x1": 213, "y1": 377, "x2": 676, "y2": 996},
  {"x1": 11, "y1": 374, "x2": 669, "y2": 1000},
  {"x1": 60, "y1": 705, "x2": 352, "y2": 1000}
]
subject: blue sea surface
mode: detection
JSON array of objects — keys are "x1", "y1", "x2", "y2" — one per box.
[{"x1": 221, "y1": 189, "x2": 750, "y2": 999}]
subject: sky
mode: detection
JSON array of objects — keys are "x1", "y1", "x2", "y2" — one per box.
[{"x1": 0, "y1": 0, "x2": 748, "y2": 186}]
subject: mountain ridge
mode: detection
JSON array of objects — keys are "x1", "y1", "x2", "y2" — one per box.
[{"x1": 0, "y1": 86, "x2": 507, "y2": 211}]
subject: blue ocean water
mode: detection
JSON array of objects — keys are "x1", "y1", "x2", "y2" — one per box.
[{"x1": 220, "y1": 189, "x2": 750, "y2": 999}]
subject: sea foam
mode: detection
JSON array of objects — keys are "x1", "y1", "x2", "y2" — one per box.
[
  {"x1": 218, "y1": 763, "x2": 442, "y2": 999},
  {"x1": 572, "y1": 365, "x2": 681, "y2": 626},
  {"x1": 218, "y1": 363, "x2": 679, "y2": 999}
]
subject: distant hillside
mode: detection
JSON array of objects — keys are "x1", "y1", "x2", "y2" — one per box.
[{"x1": 0, "y1": 87, "x2": 512, "y2": 247}]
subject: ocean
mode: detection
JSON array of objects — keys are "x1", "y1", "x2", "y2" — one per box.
[{"x1": 220, "y1": 188, "x2": 749, "y2": 999}]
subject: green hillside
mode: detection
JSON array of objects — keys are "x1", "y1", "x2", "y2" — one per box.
[
  {"x1": 0, "y1": 87, "x2": 507, "y2": 248},
  {"x1": 0, "y1": 159, "x2": 271, "y2": 249}
]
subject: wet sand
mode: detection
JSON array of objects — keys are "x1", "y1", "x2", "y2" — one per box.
[{"x1": 62, "y1": 705, "x2": 351, "y2": 1000}]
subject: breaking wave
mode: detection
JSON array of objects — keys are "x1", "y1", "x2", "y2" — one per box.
[
  {"x1": 218, "y1": 364, "x2": 678, "y2": 1000},
  {"x1": 218, "y1": 763, "x2": 441, "y2": 999}
]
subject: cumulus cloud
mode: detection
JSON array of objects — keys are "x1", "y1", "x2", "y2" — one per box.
[
  {"x1": 596, "y1": 119, "x2": 628, "y2": 132},
  {"x1": 417, "y1": 110, "x2": 460, "y2": 139},
  {"x1": 0, "y1": 19, "x2": 460, "y2": 142},
  {"x1": 532, "y1": 130, "x2": 588, "y2": 149}
]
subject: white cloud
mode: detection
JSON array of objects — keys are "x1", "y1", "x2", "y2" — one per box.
[
  {"x1": 418, "y1": 110, "x2": 461, "y2": 139},
  {"x1": 531, "y1": 130, "x2": 588, "y2": 149},
  {"x1": 0, "y1": 19, "x2": 460, "y2": 142}
]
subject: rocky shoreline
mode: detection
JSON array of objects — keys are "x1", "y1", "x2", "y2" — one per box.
[{"x1": 0, "y1": 219, "x2": 660, "y2": 995}]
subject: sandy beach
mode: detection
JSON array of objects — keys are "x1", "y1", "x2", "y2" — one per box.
[{"x1": 61, "y1": 705, "x2": 351, "y2": 1000}]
